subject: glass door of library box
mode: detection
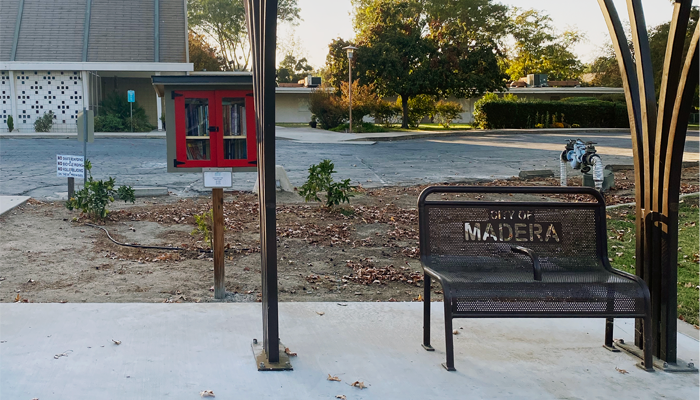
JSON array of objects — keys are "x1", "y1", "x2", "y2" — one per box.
[{"x1": 174, "y1": 90, "x2": 256, "y2": 169}]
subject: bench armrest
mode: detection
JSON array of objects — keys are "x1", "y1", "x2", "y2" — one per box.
[{"x1": 511, "y1": 246, "x2": 542, "y2": 281}]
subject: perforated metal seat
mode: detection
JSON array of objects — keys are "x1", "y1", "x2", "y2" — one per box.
[{"x1": 418, "y1": 186, "x2": 653, "y2": 372}]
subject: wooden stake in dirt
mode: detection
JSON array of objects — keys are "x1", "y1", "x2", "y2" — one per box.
[{"x1": 213, "y1": 188, "x2": 225, "y2": 299}]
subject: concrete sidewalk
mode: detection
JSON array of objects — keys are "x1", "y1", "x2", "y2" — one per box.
[
  {"x1": 0, "y1": 195, "x2": 30, "y2": 216},
  {"x1": 1, "y1": 302, "x2": 697, "y2": 399}
]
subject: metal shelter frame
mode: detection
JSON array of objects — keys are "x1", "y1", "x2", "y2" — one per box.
[
  {"x1": 242, "y1": 0, "x2": 698, "y2": 371},
  {"x1": 598, "y1": 0, "x2": 698, "y2": 370},
  {"x1": 244, "y1": 0, "x2": 293, "y2": 370}
]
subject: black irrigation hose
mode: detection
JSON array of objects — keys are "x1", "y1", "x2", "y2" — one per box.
[{"x1": 83, "y1": 223, "x2": 253, "y2": 253}]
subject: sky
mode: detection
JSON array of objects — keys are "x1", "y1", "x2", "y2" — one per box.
[{"x1": 284, "y1": 0, "x2": 699, "y2": 69}]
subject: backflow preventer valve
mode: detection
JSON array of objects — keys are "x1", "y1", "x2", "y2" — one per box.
[{"x1": 560, "y1": 139, "x2": 605, "y2": 191}]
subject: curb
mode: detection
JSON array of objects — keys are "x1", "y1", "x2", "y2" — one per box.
[
  {"x1": 0, "y1": 196, "x2": 31, "y2": 217},
  {"x1": 0, "y1": 132, "x2": 166, "y2": 139}
]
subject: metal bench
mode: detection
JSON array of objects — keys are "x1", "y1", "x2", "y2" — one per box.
[{"x1": 418, "y1": 186, "x2": 653, "y2": 372}]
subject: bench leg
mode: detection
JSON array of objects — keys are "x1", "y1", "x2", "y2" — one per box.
[
  {"x1": 641, "y1": 314, "x2": 654, "y2": 372},
  {"x1": 603, "y1": 318, "x2": 619, "y2": 352},
  {"x1": 422, "y1": 274, "x2": 434, "y2": 351},
  {"x1": 442, "y1": 300, "x2": 456, "y2": 371}
]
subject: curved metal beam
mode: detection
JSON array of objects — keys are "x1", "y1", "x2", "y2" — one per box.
[{"x1": 652, "y1": 1, "x2": 692, "y2": 213}]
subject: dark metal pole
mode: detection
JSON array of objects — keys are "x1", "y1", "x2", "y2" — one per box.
[
  {"x1": 83, "y1": 107, "x2": 87, "y2": 185},
  {"x1": 68, "y1": 177, "x2": 74, "y2": 199},
  {"x1": 245, "y1": 0, "x2": 290, "y2": 370},
  {"x1": 348, "y1": 60, "x2": 352, "y2": 134}
]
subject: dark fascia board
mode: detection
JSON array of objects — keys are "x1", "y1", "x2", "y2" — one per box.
[
  {"x1": 151, "y1": 74, "x2": 254, "y2": 97},
  {"x1": 151, "y1": 75, "x2": 253, "y2": 86}
]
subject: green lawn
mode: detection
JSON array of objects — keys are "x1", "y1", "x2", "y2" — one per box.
[
  {"x1": 607, "y1": 195, "x2": 699, "y2": 326},
  {"x1": 276, "y1": 122, "x2": 474, "y2": 132},
  {"x1": 688, "y1": 123, "x2": 699, "y2": 130},
  {"x1": 384, "y1": 122, "x2": 473, "y2": 132},
  {"x1": 276, "y1": 123, "x2": 310, "y2": 128}
]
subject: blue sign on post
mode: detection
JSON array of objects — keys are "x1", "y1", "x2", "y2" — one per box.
[{"x1": 127, "y1": 90, "x2": 135, "y2": 103}]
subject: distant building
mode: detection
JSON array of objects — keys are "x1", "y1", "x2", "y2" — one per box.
[{"x1": 0, "y1": 0, "x2": 193, "y2": 132}]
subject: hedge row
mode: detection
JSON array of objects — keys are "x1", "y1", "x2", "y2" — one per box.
[{"x1": 479, "y1": 100, "x2": 629, "y2": 129}]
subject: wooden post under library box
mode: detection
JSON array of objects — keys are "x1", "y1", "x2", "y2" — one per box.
[{"x1": 152, "y1": 73, "x2": 257, "y2": 299}]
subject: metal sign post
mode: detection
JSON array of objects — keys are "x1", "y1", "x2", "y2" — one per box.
[
  {"x1": 77, "y1": 109, "x2": 94, "y2": 185},
  {"x1": 128, "y1": 90, "x2": 135, "y2": 132}
]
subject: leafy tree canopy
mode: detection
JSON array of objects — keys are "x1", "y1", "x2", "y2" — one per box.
[
  {"x1": 585, "y1": 5, "x2": 698, "y2": 108},
  {"x1": 277, "y1": 54, "x2": 314, "y2": 83},
  {"x1": 505, "y1": 8, "x2": 585, "y2": 81},
  {"x1": 332, "y1": 0, "x2": 506, "y2": 128},
  {"x1": 189, "y1": 31, "x2": 223, "y2": 71},
  {"x1": 188, "y1": 0, "x2": 300, "y2": 71}
]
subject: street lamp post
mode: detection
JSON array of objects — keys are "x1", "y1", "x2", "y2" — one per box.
[{"x1": 342, "y1": 45, "x2": 357, "y2": 133}]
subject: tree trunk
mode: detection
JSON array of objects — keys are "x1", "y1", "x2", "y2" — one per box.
[{"x1": 401, "y1": 95, "x2": 409, "y2": 129}]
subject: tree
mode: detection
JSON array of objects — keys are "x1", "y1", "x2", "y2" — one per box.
[
  {"x1": 335, "y1": 0, "x2": 506, "y2": 128},
  {"x1": 189, "y1": 31, "x2": 223, "y2": 71},
  {"x1": 586, "y1": 5, "x2": 698, "y2": 107},
  {"x1": 188, "y1": 0, "x2": 300, "y2": 71},
  {"x1": 324, "y1": 38, "x2": 357, "y2": 93},
  {"x1": 586, "y1": 47, "x2": 623, "y2": 87},
  {"x1": 277, "y1": 54, "x2": 313, "y2": 83},
  {"x1": 505, "y1": 8, "x2": 585, "y2": 81}
]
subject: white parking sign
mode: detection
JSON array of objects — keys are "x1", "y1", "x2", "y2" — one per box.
[{"x1": 56, "y1": 155, "x2": 85, "y2": 178}]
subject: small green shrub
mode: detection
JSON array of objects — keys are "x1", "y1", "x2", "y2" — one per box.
[
  {"x1": 309, "y1": 88, "x2": 347, "y2": 129},
  {"x1": 298, "y1": 159, "x2": 353, "y2": 208},
  {"x1": 398, "y1": 95, "x2": 436, "y2": 128},
  {"x1": 7, "y1": 115, "x2": 14, "y2": 132},
  {"x1": 191, "y1": 209, "x2": 214, "y2": 248},
  {"x1": 94, "y1": 114, "x2": 124, "y2": 132},
  {"x1": 434, "y1": 101, "x2": 464, "y2": 128},
  {"x1": 34, "y1": 111, "x2": 54, "y2": 132},
  {"x1": 65, "y1": 160, "x2": 136, "y2": 220},
  {"x1": 98, "y1": 92, "x2": 154, "y2": 132},
  {"x1": 475, "y1": 99, "x2": 629, "y2": 129},
  {"x1": 372, "y1": 101, "x2": 402, "y2": 127},
  {"x1": 473, "y1": 92, "x2": 500, "y2": 129}
]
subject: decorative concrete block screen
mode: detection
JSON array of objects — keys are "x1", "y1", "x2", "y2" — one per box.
[
  {"x1": 2, "y1": 70, "x2": 84, "y2": 132},
  {"x1": 1, "y1": 71, "x2": 9, "y2": 128}
]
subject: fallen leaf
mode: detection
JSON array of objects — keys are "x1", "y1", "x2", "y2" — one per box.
[
  {"x1": 615, "y1": 367, "x2": 629, "y2": 374},
  {"x1": 350, "y1": 381, "x2": 366, "y2": 389},
  {"x1": 112, "y1": 339, "x2": 121, "y2": 345},
  {"x1": 284, "y1": 347, "x2": 297, "y2": 356},
  {"x1": 453, "y1": 329, "x2": 460, "y2": 335},
  {"x1": 13, "y1": 294, "x2": 21, "y2": 303},
  {"x1": 316, "y1": 311, "x2": 325, "y2": 316},
  {"x1": 53, "y1": 350, "x2": 72, "y2": 359},
  {"x1": 328, "y1": 374, "x2": 341, "y2": 382},
  {"x1": 199, "y1": 390, "x2": 215, "y2": 397},
  {"x1": 336, "y1": 396, "x2": 346, "y2": 400}
]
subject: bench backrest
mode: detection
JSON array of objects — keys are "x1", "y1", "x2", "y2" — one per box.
[{"x1": 418, "y1": 186, "x2": 610, "y2": 273}]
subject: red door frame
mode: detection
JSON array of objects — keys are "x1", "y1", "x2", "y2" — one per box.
[
  {"x1": 174, "y1": 89, "x2": 257, "y2": 169},
  {"x1": 175, "y1": 91, "x2": 218, "y2": 168},
  {"x1": 213, "y1": 90, "x2": 257, "y2": 168}
]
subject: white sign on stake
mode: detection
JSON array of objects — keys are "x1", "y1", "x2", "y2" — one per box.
[
  {"x1": 57, "y1": 155, "x2": 85, "y2": 178},
  {"x1": 203, "y1": 168, "x2": 233, "y2": 188}
]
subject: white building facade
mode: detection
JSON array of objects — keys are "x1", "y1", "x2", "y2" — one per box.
[{"x1": 0, "y1": 0, "x2": 192, "y2": 132}]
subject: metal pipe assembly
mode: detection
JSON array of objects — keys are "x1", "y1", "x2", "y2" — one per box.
[{"x1": 561, "y1": 139, "x2": 605, "y2": 191}]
